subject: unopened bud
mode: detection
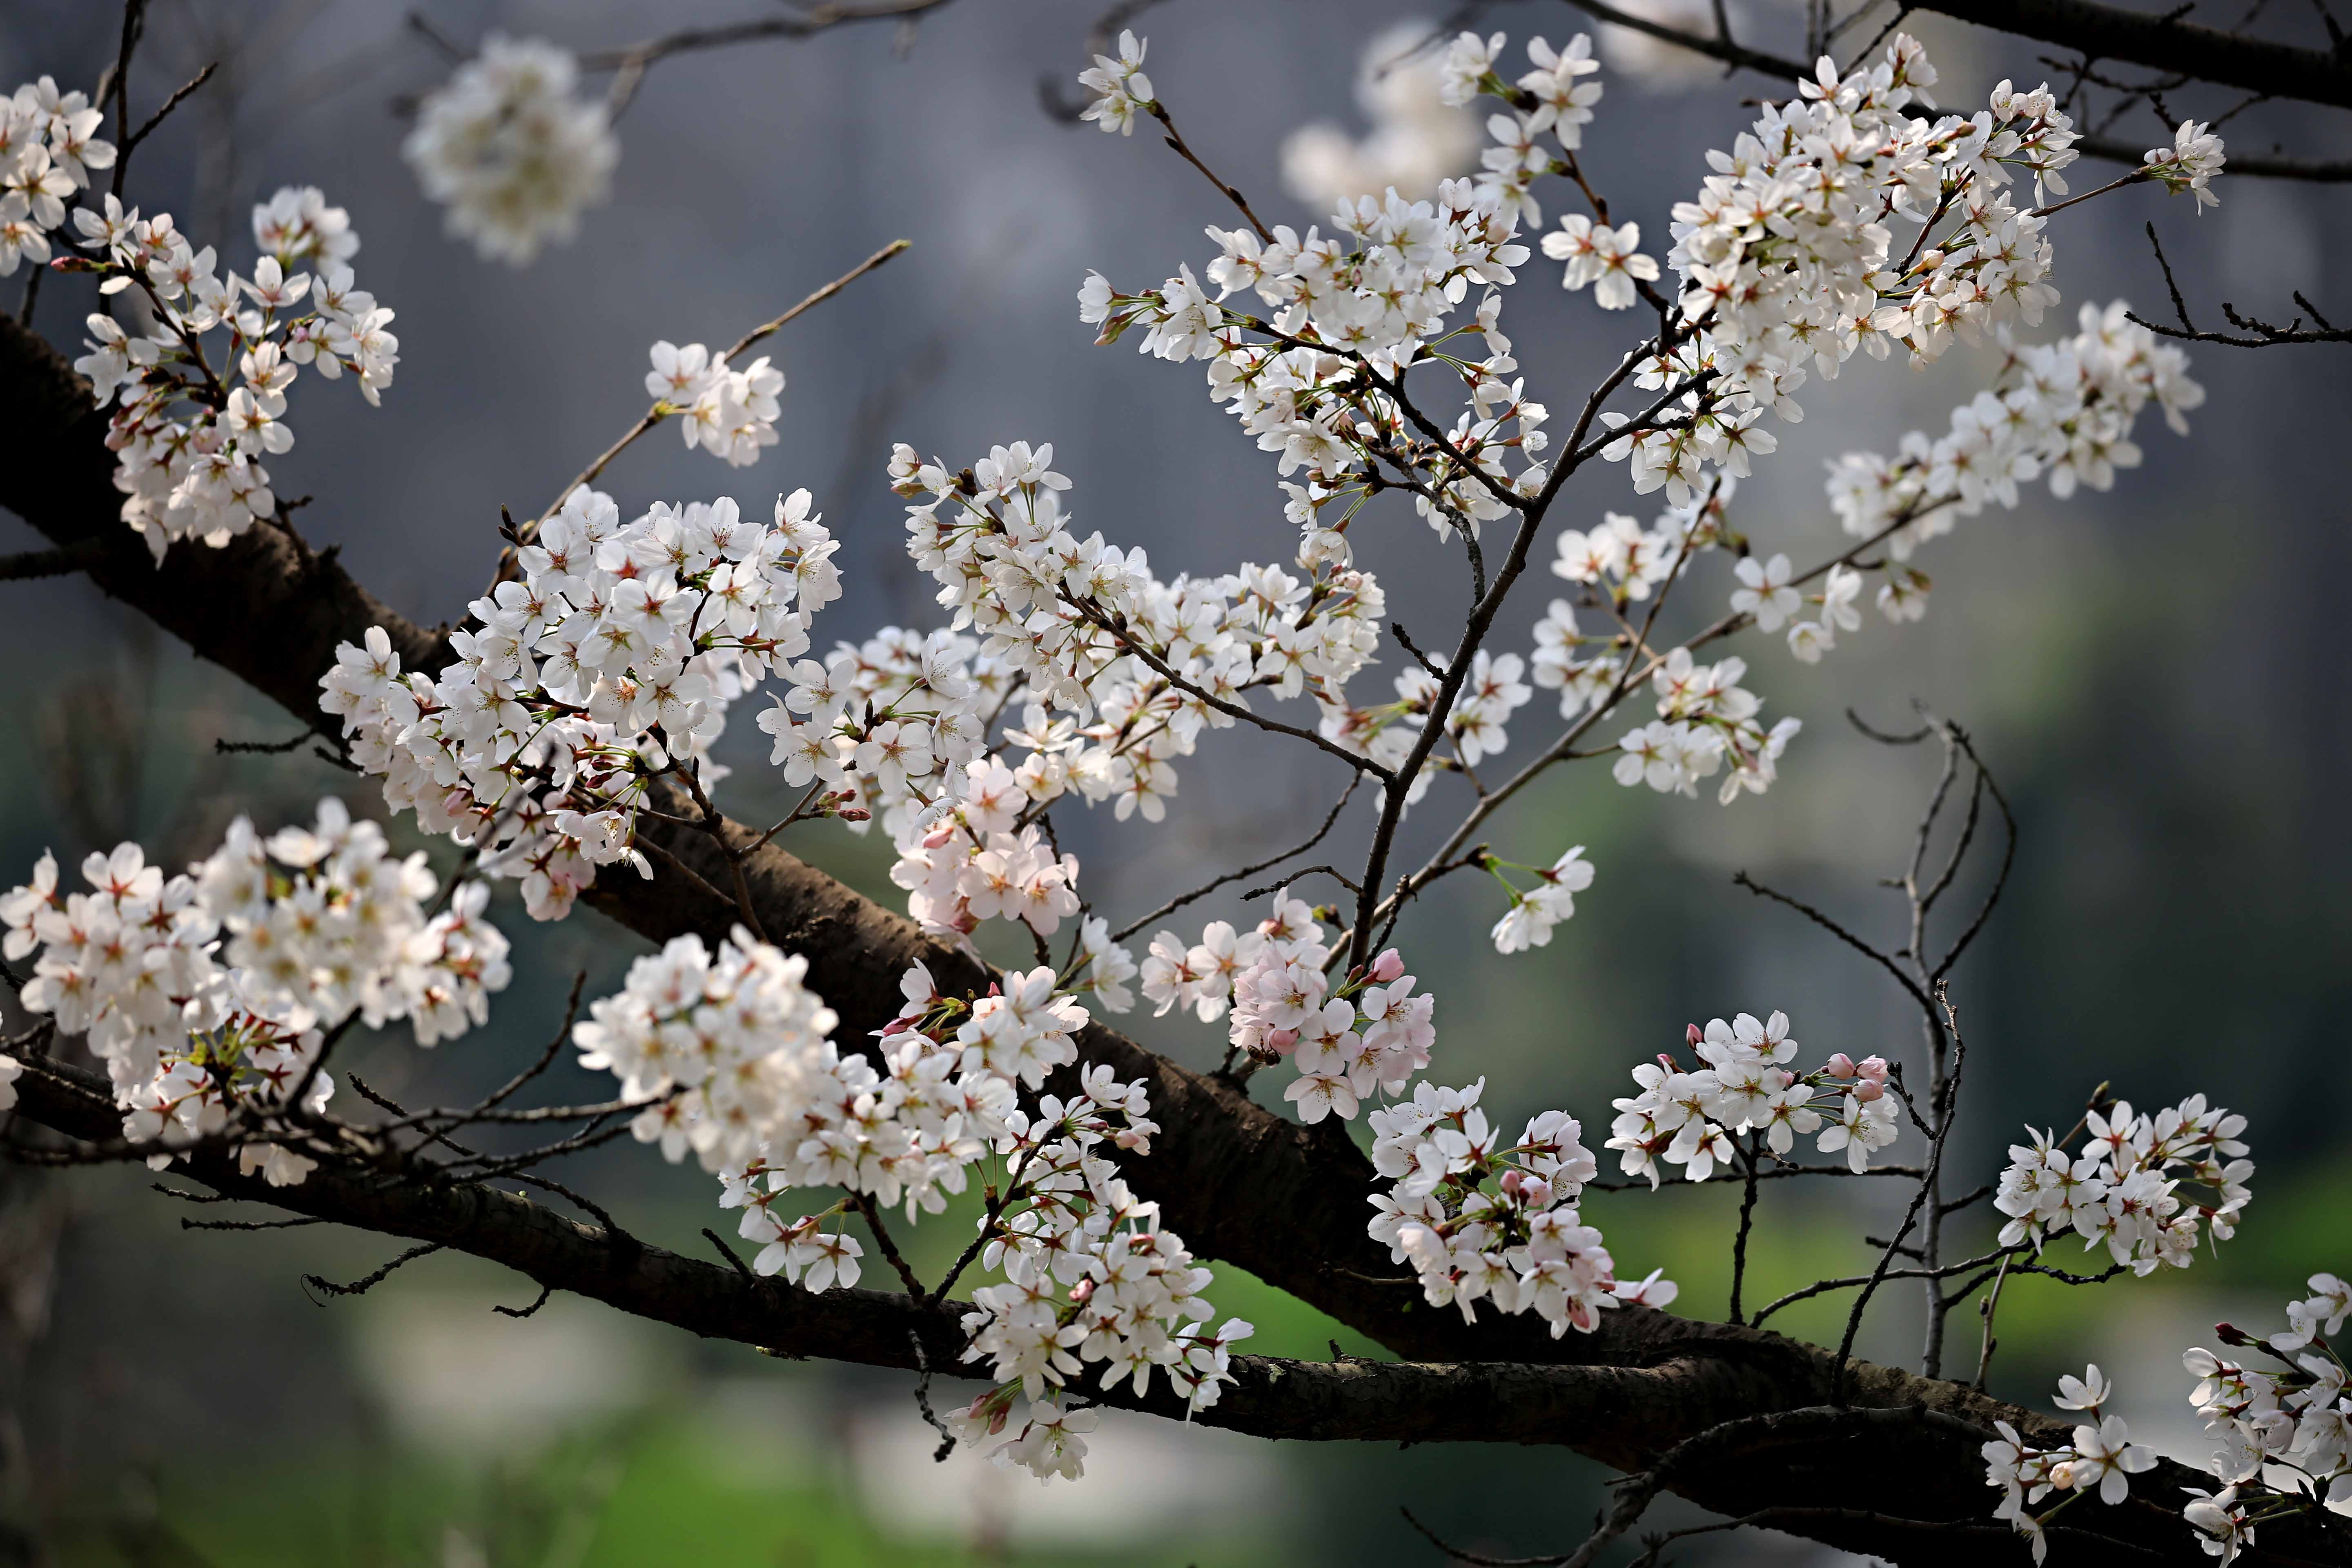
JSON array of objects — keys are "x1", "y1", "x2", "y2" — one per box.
[
  {"x1": 1853, "y1": 1079, "x2": 1884, "y2": 1103},
  {"x1": 839, "y1": 806, "x2": 871, "y2": 822},
  {"x1": 1686, "y1": 1022, "x2": 1704, "y2": 1047},
  {"x1": 1858, "y1": 1055, "x2": 1889, "y2": 1084},
  {"x1": 1371, "y1": 949, "x2": 1405, "y2": 983},
  {"x1": 1826, "y1": 1052, "x2": 1858, "y2": 1078},
  {"x1": 1265, "y1": 1027, "x2": 1299, "y2": 1056}
]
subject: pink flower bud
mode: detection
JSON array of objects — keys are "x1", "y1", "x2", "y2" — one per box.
[
  {"x1": 1853, "y1": 1079, "x2": 1884, "y2": 1103},
  {"x1": 1070, "y1": 1278, "x2": 1096, "y2": 1303},
  {"x1": 839, "y1": 806, "x2": 871, "y2": 822},
  {"x1": 1371, "y1": 949, "x2": 1405, "y2": 983},
  {"x1": 1266, "y1": 1028, "x2": 1299, "y2": 1056},
  {"x1": 1825, "y1": 1053, "x2": 1857, "y2": 1078},
  {"x1": 922, "y1": 824, "x2": 956, "y2": 849},
  {"x1": 1499, "y1": 1169, "x2": 1524, "y2": 1196},
  {"x1": 1686, "y1": 1022, "x2": 1704, "y2": 1046},
  {"x1": 1858, "y1": 1055, "x2": 1889, "y2": 1084}
]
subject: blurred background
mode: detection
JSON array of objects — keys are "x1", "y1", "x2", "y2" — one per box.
[{"x1": 0, "y1": 0, "x2": 2345, "y2": 1562}]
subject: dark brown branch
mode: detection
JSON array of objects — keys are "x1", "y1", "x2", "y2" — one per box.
[
  {"x1": 4, "y1": 1042, "x2": 2320, "y2": 1565},
  {"x1": 1922, "y1": 0, "x2": 2352, "y2": 110},
  {"x1": 303, "y1": 1241, "x2": 443, "y2": 1300},
  {"x1": 1111, "y1": 772, "x2": 1362, "y2": 942},
  {"x1": 586, "y1": 1, "x2": 963, "y2": 117},
  {"x1": 1557, "y1": 0, "x2": 2352, "y2": 176}
]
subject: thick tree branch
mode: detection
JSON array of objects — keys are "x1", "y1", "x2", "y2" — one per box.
[
  {"x1": 11, "y1": 1051, "x2": 2316, "y2": 1566},
  {"x1": 1920, "y1": 0, "x2": 2352, "y2": 111},
  {"x1": 1559, "y1": 0, "x2": 2352, "y2": 177}
]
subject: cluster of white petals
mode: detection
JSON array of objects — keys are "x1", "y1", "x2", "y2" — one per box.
[
  {"x1": 71, "y1": 186, "x2": 395, "y2": 558},
  {"x1": 0, "y1": 74, "x2": 113, "y2": 274},
  {"x1": 1625, "y1": 42, "x2": 2091, "y2": 497},
  {"x1": 1076, "y1": 29, "x2": 1154, "y2": 136},
  {"x1": 2146, "y1": 119, "x2": 2227, "y2": 211},
  {"x1": 0, "y1": 801, "x2": 509, "y2": 1185},
  {"x1": 1486, "y1": 846, "x2": 1595, "y2": 953},
  {"x1": 1994, "y1": 1092, "x2": 2252, "y2": 1274},
  {"x1": 572, "y1": 927, "x2": 841, "y2": 1172},
  {"x1": 618, "y1": 942, "x2": 1252, "y2": 1480},
  {"x1": 403, "y1": 35, "x2": 617, "y2": 265},
  {"x1": 1982, "y1": 1363, "x2": 2157, "y2": 1561},
  {"x1": 645, "y1": 339, "x2": 784, "y2": 468},
  {"x1": 1606, "y1": 1011, "x2": 1900, "y2": 1183},
  {"x1": 321, "y1": 488, "x2": 838, "y2": 920},
  {"x1": 949, "y1": 1059, "x2": 1252, "y2": 1413},
  {"x1": 1614, "y1": 645, "x2": 1802, "y2": 803},
  {"x1": 1823, "y1": 303, "x2": 2204, "y2": 616},
  {"x1": 1370, "y1": 1077, "x2": 1677, "y2": 1335},
  {"x1": 2168, "y1": 1275, "x2": 2352, "y2": 1562},
  {"x1": 1172, "y1": 891, "x2": 1437, "y2": 1123},
  {"x1": 880, "y1": 442, "x2": 1385, "y2": 844},
  {"x1": 1081, "y1": 182, "x2": 1539, "y2": 545}
]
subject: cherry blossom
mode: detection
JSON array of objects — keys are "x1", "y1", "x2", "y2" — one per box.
[{"x1": 403, "y1": 35, "x2": 617, "y2": 265}]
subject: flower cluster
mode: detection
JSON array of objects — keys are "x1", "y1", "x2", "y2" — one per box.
[
  {"x1": 0, "y1": 74, "x2": 112, "y2": 276},
  {"x1": 645, "y1": 339, "x2": 784, "y2": 468},
  {"x1": 2145, "y1": 119, "x2": 2226, "y2": 212},
  {"x1": 1444, "y1": 31, "x2": 1605, "y2": 226},
  {"x1": 1606, "y1": 1012, "x2": 1900, "y2": 1184},
  {"x1": 571, "y1": 927, "x2": 841, "y2": 1172},
  {"x1": 1369, "y1": 1077, "x2": 1676, "y2": 1335},
  {"x1": 1613, "y1": 647, "x2": 1802, "y2": 804},
  {"x1": 322, "y1": 488, "x2": 837, "y2": 920},
  {"x1": 1982, "y1": 1364, "x2": 2156, "y2": 1562},
  {"x1": 880, "y1": 442, "x2": 1384, "y2": 837},
  {"x1": 1282, "y1": 21, "x2": 1480, "y2": 208},
  {"x1": 640, "y1": 936, "x2": 1253, "y2": 1481},
  {"x1": 1993, "y1": 1092, "x2": 2252, "y2": 1274},
  {"x1": 2171, "y1": 1275, "x2": 2352, "y2": 1562},
  {"x1": 0, "y1": 801, "x2": 509, "y2": 1184},
  {"x1": 1382, "y1": 648, "x2": 1536, "y2": 782},
  {"x1": 891, "y1": 820, "x2": 1084, "y2": 945},
  {"x1": 403, "y1": 34, "x2": 618, "y2": 265},
  {"x1": 72, "y1": 186, "x2": 395, "y2": 559},
  {"x1": 952, "y1": 1064, "x2": 1250, "y2": 1409},
  {"x1": 1076, "y1": 29, "x2": 1154, "y2": 136},
  {"x1": 688, "y1": 959, "x2": 1069, "y2": 1232},
  {"x1": 1212, "y1": 891, "x2": 1437, "y2": 1123},
  {"x1": 760, "y1": 624, "x2": 1007, "y2": 840},
  {"x1": 1080, "y1": 180, "x2": 1538, "y2": 543},
  {"x1": 1627, "y1": 41, "x2": 2090, "y2": 496},
  {"x1": 1822, "y1": 303, "x2": 2206, "y2": 617},
  {"x1": 1486, "y1": 845, "x2": 1595, "y2": 953}
]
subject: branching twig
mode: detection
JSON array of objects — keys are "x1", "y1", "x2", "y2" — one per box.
[{"x1": 303, "y1": 1241, "x2": 442, "y2": 1301}]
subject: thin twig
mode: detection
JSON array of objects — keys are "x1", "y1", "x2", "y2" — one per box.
[{"x1": 304, "y1": 1241, "x2": 442, "y2": 1301}]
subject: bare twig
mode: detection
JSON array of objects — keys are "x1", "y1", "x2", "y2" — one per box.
[
  {"x1": 1112, "y1": 773, "x2": 1362, "y2": 942},
  {"x1": 304, "y1": 1241, "x2": 443, "y2": 1301}
]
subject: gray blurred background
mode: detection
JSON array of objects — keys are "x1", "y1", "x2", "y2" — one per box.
[{"x1": 0, "y1": 0, "x2": 2345, "y2": 1563}]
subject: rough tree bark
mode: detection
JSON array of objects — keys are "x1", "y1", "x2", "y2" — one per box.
[{"x1": 0, "y1": 316, "x2": 2329, "y2": 1564}]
